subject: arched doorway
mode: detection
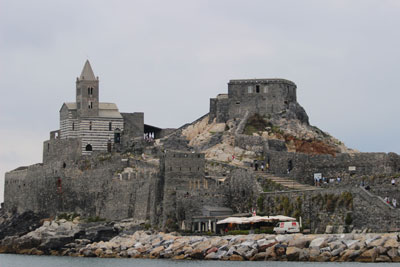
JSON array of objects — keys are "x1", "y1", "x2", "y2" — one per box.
[
  {"x1": 85, "y1": 144, "x2": 92, "y2": 151},
  {"x1": 114, "y1": 128, "x2": 121, "y2": 144}
]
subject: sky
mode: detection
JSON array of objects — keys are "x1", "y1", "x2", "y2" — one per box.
[{"x1": 1, "y1": 0, "x2": 400, "y2": 203}]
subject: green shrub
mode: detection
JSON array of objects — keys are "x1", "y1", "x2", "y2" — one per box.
[
  {"x1": 257, "y1": 195, "x2": 265, "y2": 212},
  {"x1": 227, "y1": 230, "x2": 249, "y2": 235},
  {"x1": 345, "y1": 213, "x2": 353, "y2": 225}
]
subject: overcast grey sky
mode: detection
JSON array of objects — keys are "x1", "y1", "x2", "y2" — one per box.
[{"x1": 1, "y1": 0, "x2": 400, "y2": 203}]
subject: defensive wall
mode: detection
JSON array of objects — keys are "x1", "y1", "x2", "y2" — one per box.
[
  {"x1": 259, "y1": 186, "x2": 400, "y2": 233},
  {"x1": 264, "y1": 150, "x2": 400, "y2": 184},
  {"x1": 4, "y1": 153, "x2": 161, "y2": 223}
]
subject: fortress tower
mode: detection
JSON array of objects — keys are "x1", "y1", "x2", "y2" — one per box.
[{"x1": 209, "y1": 78, "x2": 308, "y2": 124}]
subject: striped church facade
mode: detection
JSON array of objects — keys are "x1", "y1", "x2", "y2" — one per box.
[{"x1": 59, "y1": 103, "x2": 124, "y2": 155}]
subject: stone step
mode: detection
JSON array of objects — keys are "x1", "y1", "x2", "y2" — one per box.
[{"x1": 258, "y1": 173, "x2": 316, "y2": 190}]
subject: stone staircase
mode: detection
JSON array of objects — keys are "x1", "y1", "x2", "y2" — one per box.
[{"x1": 256, "y1": 172, "x2": 318, "y2": 191}]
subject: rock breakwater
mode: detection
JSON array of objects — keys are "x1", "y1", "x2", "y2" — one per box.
[{"x1": 1, "y1": 219, "x2": 400, "y2": 262}]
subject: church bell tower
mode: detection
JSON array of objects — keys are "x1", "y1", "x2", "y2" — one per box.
[{"x1": 76, "y1": 60, "x2": 99, "y2": 117}]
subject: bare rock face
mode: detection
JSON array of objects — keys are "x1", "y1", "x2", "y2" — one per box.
[{"x1": 0, "y1": 211, "x2": 47, "y2": 240}]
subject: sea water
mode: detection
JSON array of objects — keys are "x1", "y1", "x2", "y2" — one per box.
[{"x1": 0, "y1": 254, "x2": 394, "y2": 267}]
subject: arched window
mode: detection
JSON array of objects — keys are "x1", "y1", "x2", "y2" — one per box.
[
  {"x1": 109, "y1": 122, "x2": 112, "y2": 131},
  {"x1": 89, "y1": 121, "x2": 92, "y2": 130},
  {"x1": 88, "y1": 87, "x2": 93, "y2": 95},
  {"x1": 85, "y1": 144, "x2": 92, "y2": 151}
]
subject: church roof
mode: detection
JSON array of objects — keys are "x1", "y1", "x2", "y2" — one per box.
[
  {"x1": 62, "y1": 102, "x2": 122, "y2": 118},
  {"x1": 79, "y1": 60, "x2": 96, "y2": 81}
]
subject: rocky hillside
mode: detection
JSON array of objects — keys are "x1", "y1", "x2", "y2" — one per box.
[{"x1": 175, "y1": 112, "x2": 356, "y2": 164}]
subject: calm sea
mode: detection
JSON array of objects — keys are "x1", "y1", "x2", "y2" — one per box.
[{"x1": 0, "y1": 254, "x2": 394, "y2": 267}]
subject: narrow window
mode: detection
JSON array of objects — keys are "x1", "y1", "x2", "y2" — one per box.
[
  {"x1": 72, "y1": 122, "x2": 75, "y2": 131},
  {"x1": 264, "y1": 86, "x2": 268, "y2": 93},
  {"x1": 256, "y1": 85, "x2": 260, "y2": 93},
  {"x1": 88, "y1": 87, "x2": 90, "y2": 95},
  {"x1": 88, "y1": 87, "x2": 93, "y2": 95},
  {"x1": 89, "y1": 121, "x2": 92, "y2": 130},
  {"x1": 247, "y1": 86, "x2": 252, "y2": 94},
  {"x1": 47, "y1": 143, "x2": 50, "y2": 152},
  {"x1": 88, "y1": 101, "x2": 93, "y2": 109},
  {"x1": 109, "y1": 122, "x2": 112, "y2": 131}
]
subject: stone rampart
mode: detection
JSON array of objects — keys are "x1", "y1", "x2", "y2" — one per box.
[{"x1": 4, "y1": 154, "x2": 160, "y2": 223}]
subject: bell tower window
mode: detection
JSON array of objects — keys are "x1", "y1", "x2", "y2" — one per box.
[
  {"x1": 88, "y1": 101, "x2": 93, "y2": 109},
  {"x1": 88, "y1": 87, "x2": 93, "y2": 96}
]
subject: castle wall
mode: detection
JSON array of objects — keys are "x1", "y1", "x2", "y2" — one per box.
[
  {"x1": 4, "y1": 154, "x2": 160, "y2": 222},
  {"x1": 265, "y1": 150, "x2": 400, "y2": 184},
  {"x1": 161, "y1": 151, "x2": 206, "y2": 229},
  {"x1": 43, "y1": 138, "x2": 81, "y2": 164},
  {"x1": 121, "y1": 112, "x2": 144, "y2": 148},
  {"x1": 209, "y1": 95, "x2": 229, "y2": 123}
]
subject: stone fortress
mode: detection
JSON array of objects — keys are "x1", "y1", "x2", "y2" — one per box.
[{"x1": 4, "y1": 60, "x2": 400, "y2": 233}]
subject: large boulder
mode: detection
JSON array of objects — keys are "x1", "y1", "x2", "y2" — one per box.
[
  {"x1": 356, "y1": 248, "x2": 377, "y2": 262},
  {"x1": 286, "y1": 246, "x2": 301, "y2": 261}
]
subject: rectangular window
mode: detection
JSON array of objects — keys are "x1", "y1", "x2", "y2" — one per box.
[
  {"x1": 264, "y1": 86, "x2": 269, "y2": 93},
  {"x1": 247, "y1": 86, "x2": 252, "y2": 93}
]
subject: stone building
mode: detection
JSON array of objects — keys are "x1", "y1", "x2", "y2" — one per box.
[
  {"x1": 6, "y1": 64, "x2": 400, "y2": 233},
  {"x1": 209, "y1": 79, "x2": 308, "y2": 124},
  {"x1": 58, "y1": 60, "x2": 124, "y2": 155}
]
